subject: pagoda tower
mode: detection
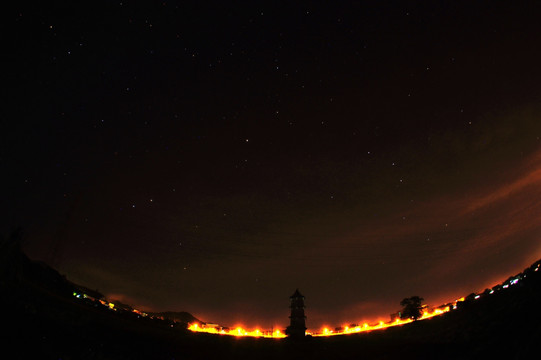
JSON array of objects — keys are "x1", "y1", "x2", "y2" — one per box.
[{"x1": 286, "y1": 289, "x2": 306, "y2": 338}]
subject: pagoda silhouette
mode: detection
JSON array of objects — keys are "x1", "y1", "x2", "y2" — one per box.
[{"x1": 286, "y1": 289, "x2": 306, "y2": 338}]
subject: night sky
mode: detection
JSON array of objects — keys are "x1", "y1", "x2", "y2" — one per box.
[{"x1": 5, "y1": 1, "x2": 541, "y2": 329}]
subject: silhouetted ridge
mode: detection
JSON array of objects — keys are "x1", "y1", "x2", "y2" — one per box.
[
  {"x1": 2, "y1": 231, "x2": 540, "y2": 359},
  {"x1": 150, "y1": 311, "x2": 201, "y2": 324}
]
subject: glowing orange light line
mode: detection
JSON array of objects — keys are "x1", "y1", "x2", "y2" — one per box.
[{"x1": 187, "y1": 304, "x2": 456, "y2": 338}]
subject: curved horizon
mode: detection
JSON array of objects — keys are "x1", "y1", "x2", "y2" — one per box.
[{"x1": 7, "y1": 0, "x2": 541, "y2": 332}]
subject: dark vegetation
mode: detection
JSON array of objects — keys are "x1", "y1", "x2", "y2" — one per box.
[
  {"x1": 400, "y1": 295, "x2": 424, "y2": 321},
  {"x1": 2, "y1": 230, "x2": 541, "y2": 359}
]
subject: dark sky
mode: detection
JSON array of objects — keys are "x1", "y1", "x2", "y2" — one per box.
[{"x1": 4, "y1": 1, "x2": 541, "y2": 329}]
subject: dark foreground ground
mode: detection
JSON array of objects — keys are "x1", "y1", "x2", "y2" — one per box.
[{"x1": 2, "y1": 240, "x2": 540, "y2": 359}]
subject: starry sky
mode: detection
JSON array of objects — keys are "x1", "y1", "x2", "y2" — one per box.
[{"x1": 4, "y1": 1, "x2": 541, "y2": 329}]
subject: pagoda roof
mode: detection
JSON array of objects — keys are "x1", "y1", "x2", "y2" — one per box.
[{"x1": 290, "y1": 288, "x2": 304, "y2": 298}]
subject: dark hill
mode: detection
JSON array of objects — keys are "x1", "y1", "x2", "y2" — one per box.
[
  {"x1": 149, "y1": 311, "x2": 202, "y2": 324},
  {"x1": 2, "y1": 230, "x2": 540, "y2": 359}
]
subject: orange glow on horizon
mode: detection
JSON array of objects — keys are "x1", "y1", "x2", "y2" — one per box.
[
  {"x1": 78, "y1": 273, "x2": 534, "y2": 340},
  {"x1": 187, "y1": 303, "x2": 458, "y2": 339},
  {"x1": 188, "y1": 323, "x2": 287, "y2": 338}
]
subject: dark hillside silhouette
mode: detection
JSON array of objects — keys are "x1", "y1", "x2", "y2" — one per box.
[
  {"x1": 2, "y1": 230, "x2": 540, "y2": 359},
  {"x1": 150, "y1": 311, "x2": 202, "y2": 324}
]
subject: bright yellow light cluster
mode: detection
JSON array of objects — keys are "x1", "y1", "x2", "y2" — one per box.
[
  {"x1": 188, "y1": 323, "x2": 286, "y2": 338},
  {"x1": 187, "y1": 303, "x2": 456, "y2": 339},
  {"x1": 310, "y1": 305, "x2": 451, "y2": 337},
  {"x1": 312, "y1": 319, "x2": 408, "y2": 337}
]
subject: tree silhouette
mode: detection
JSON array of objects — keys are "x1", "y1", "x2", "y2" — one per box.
[{"x1": 400, "y1": 296, "x2": 424, "y2": 321}]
